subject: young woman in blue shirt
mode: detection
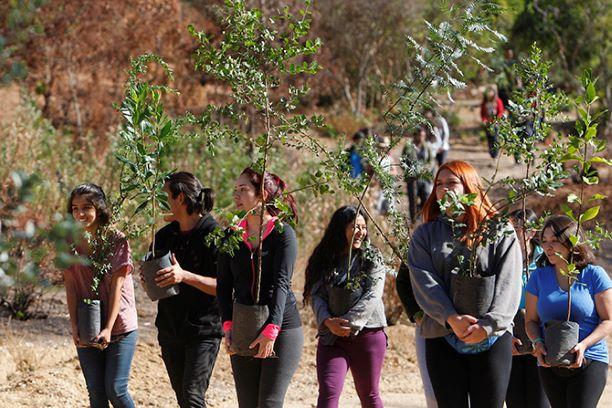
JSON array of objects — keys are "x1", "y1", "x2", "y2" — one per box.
[{"x1": 525, "y1": 215, "x2": 612, "y2": 408}]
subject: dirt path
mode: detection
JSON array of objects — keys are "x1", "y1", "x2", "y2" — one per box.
[{"x1": 1, "y1": 133, "x2": 611, "y2": 407}]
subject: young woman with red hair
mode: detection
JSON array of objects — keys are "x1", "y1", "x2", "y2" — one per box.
[{"x1": 406, "y1": 160, "x2": 522, "y2": 408}]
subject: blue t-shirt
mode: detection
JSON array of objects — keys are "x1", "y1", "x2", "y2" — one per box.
[
  {"x1": 519, "y1": 245, "x2": 544, "y2": 309},
  {"x1": 525, "y1": 264, "x2": 612, "y2": 364},
  {"x1": 349, "y1": 149, "x2": 363, "y2": 178},
  {"x1": 445, "y1": 333, "x2": 499, "y2": 354}
]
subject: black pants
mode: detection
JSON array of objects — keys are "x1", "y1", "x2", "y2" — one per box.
[
  {"x1": 435, "y1": 150, "x2": 448, "y2": 167},
  {"x1": 160, "y1": 336, "x2": 221, "y2": 408},
  {"x1": 538, "y1": 360, "x2": 608, "y2": 408},
  {"x1": 230, "y1": 326, "x2": 304, "y2": 408},
  {"x1": 406, "y1": 178, "x2": 429, "y2": 224},
  {"x1": 485, "y1": 128, "x2": 499, "y2": 158},
  {"x1": 506, "y1": 354, "x2": 550, "y2": 408},
  {"x1": 425, "y1": 332, "x2": 513, "y2": 408}
]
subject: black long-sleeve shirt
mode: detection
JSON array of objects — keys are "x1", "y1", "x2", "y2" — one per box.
[
  {"x1": 152, "y1": 214, "x2": 223, "y2": 342},
  {"x1": 217, "y1": 223, "x2": 301, "y2": 329},
  {"x1": 396, "y1": 262, "x2": 422, "y2": 323}
]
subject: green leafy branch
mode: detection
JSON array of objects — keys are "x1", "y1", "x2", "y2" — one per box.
[
  {"x1": 115, "y1": 54, "x2": 179, "y2": 257},
  {"x1": 557, "y1": 72, "x2": 609, "y2": 321}
]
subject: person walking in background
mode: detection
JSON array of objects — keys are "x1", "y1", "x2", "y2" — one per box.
[
  {"x1": 480, "y1": 87, "x2": 505, "y2": 159},
  {"x1": 402, "y1": 125, "x2": 435, "y2": 224},
  {"x1": 497, "y1": 48, "x2": 521, "y2": 108},
  {"x1": 407, "y1": 160, "x2": 522, "y2": 408},
  {"x1": 347, "y1": 128, "x2": 368, "y2": 178},
  {"x1": 396, "y1": 262, "x2": 437, "y2": 408},
  {"x1": 217, "y1": 167, "x2": 303, "y2": 408},
  {"x1": 505, "y1": 209, "x2": 549, "y2": 408},
  {"x1": 146, "y1": 172, "x2": 222, "y2": 408},
  {"x1": 525, "y1": 215, "x2": 612, "y2": 408},
  {"x1": 374, "y1": 134, "x2": 395, "y2": 216},
  {"x1": 304, "y1": 205, "x2": 387, "y2": 408},
  {"x1": 64, "y1": 183, "x2": 138, "y2": 408},
  {"x1": 424, "y1": 109, "x2": 450, "y2": 166}
]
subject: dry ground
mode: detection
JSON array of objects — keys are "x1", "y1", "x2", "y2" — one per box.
[{"x1": 1, "y1": 87, "x2": 611, "y2": 407}]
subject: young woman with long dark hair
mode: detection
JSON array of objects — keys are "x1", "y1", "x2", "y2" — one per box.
[
  {"x1": 505, "y1": 208, "x2": 549, "y2": 408},
  {"x1": 525, "y1": 215, "x2": 612, "y2": 408},
  {"x1": 407, "y1": 160, "x2": 522, "y2": 408},
  {"x1": 147, "y1": 171, "x2": 221, "y2": 408},
  {"x1": 65, "y1": 183, "x2": 138, "y2": 408},
  {"x1": 217, "y1": 167, "x2": 303, "y2": 408},
  {"x1": 304, "y1": 205, "x2": 387, "y2": 408}
]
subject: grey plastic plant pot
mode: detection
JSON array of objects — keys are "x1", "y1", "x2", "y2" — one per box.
[
  {"x1": 513, "y1": 308, "x2": 535, "y2": 354},
  {"x1": 141, "y1": 251, "x2": 180, "y2": 301},
  {"x1": 230, "y1": 302, "x2": 269, "y2": 357},
  {"x1": 328, "y1": 286, "x2": 363, "y2": 317},
  {"x1": 77, "y1": 299, "x2": 102, "y2": 345},
  {"x1": 449, "y1": 272, "x2": 495, "y2": 318},
  {"x1": 544, "y1": 320, "x2": 579, "y2": 366}
]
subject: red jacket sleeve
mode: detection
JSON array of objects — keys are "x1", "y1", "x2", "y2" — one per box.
[
  {"x1": 480, "y1": 102, "x2": 487, "y2": 123},
  {"x1": 496, "y1": 97, "x2": 504, "y2": 118}
]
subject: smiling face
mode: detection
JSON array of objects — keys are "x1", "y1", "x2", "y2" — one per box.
[
  {"x1": 71, "y1": 194, "x2": 98, "y2": 232},
  {"x1": 541, "y1": 226, "x2": 571, "y2": 266},
  {"x1": 435, "y1": 168, "x2": 465, "y2": 202},
  {"x1": 233, "y1": 173, "x2": 261, "y2": 213},
  {"x1": 345, "y1": 214, "x2": 367, "y2": 250}
]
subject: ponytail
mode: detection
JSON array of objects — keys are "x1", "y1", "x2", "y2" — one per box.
[
  {"x1": 165, "y1": 172, "x2": 214, "y2": 215},
  {"x1": 201, "y1": 188, "x2": 214, "y2": 213},
  {"x1": 240, "y1": 167, "x2": 299, "y2": 224}
]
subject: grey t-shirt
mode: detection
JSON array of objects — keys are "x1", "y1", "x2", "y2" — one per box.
[{"x1": 408, "y1": 216, "x2": 522, "y2": 339}]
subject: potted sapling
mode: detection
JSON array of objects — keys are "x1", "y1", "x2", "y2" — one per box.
[
  {"x1": 438, "y1": 191, "x2": 507, "y2": 319},
  {"x1": 190, "y1": 0, "x2": 322, "y2": 357},
  {"x1": 494, "y1": 46, "x2": 567, "y2": 354},
  {"x1": 115, "y1": 54, "x2": 179, "y2": 301},
  {"x1": 75, "y1": 227, "x2": 115, "y2": 345},
  {"x1": 327, "y1": 242, "x2": 383, "y2": 318},
  {"x1": 543, "y1": 72, "x2": 610, "y2": 366}
]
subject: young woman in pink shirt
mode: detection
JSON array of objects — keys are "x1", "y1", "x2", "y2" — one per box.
[{"x1": 64, "y1": 183, "x2": 138, "y2": 408}]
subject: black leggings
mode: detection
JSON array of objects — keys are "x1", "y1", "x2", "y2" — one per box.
[
  {"x1": 538, "y1": 360, "x2": 608, "y2": 408},
  {"x1": 485, "y1": 128, "x2": 499, "y2": 158},
  {"x1": 425, "y1": 332, "x2": 513, "y2": 408},
  {"x1": 506, "y1": 354, "x2": 550, "y2": 408},
  {"x1": 230, "y1": 326, "x2": 304, "y2": 408}
]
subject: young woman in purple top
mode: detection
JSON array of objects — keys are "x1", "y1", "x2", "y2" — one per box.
[
  {"x1": 64, "y1": 183, "x2": 138, "y2": 408},
  {"x1": 525, "y1": 215, "x2": 612, "y2": 408}
]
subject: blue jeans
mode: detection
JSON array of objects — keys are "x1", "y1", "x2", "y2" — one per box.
[{"x1": 76, "y1": 330, "x2": 138, "y2": 408}]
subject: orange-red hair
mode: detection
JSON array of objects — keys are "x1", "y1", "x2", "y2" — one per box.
[{"x1": 422, "y1": 160, "x2": 496, "y2": 244}]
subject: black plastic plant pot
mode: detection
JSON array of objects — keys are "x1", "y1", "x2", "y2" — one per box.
[
  {"x1": 230, "y1": 302, "x2": 269, "y2": 357},
  {"x1": 544, "y1": 320, "x2": 579, "y2": 366},
  {"x1": 141, "y1": 251, "x2": 180, "y2": 301},
  {"x1": 449, "y1": 272, "x2": 495, "y2": 318},
  {"x1": 513, "y1": 308, "x2": 535, "y2": 354},
  {"x1": 77, "y1": 300, "x2": 102, "y2": 345},
  {"x1": 328, "y1": 286, "x2": 363, "y2": 317}
]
